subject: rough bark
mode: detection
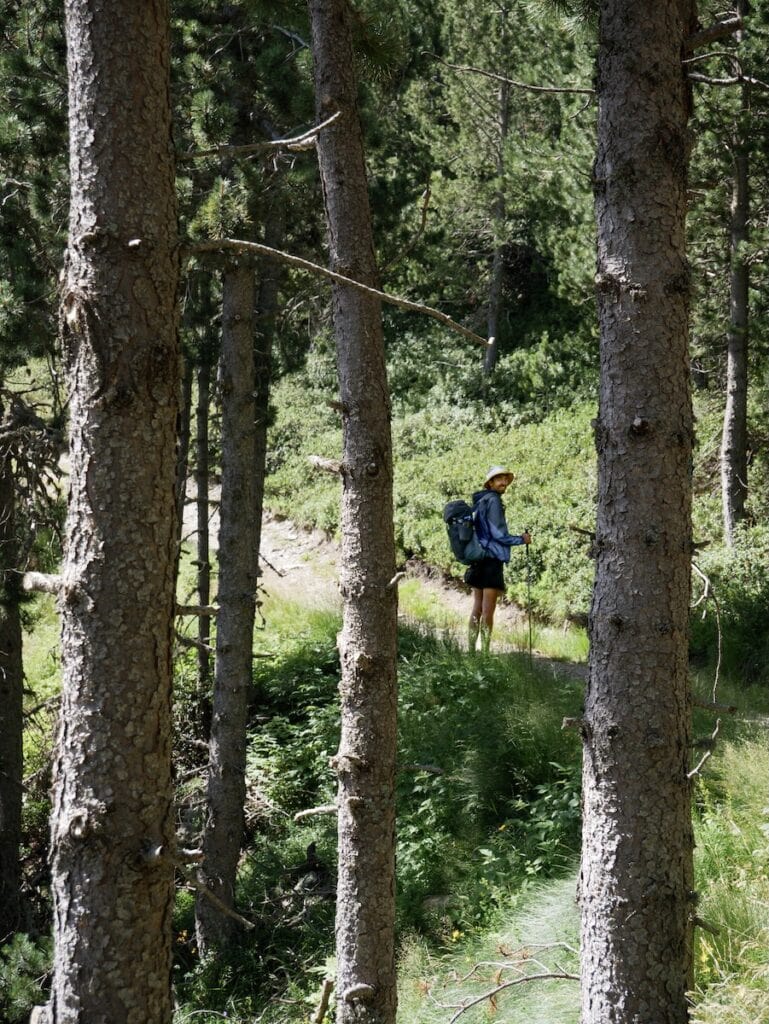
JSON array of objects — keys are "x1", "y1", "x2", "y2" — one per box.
[
  {"x1": 720, "y1": 1, "x2": 750, "y2": 545},
  {"x1": 196, "y1": 359, "x2": 212, "y2": 695},
  {"x1": 308, "y1": 2, "x2": 399, "y2": 1022},
  {"x1": 0, "y1": 426, "x2": 24, "y2": 942},
  {"x1": 52, "y1": 2, "x2": 179, "y2": 1021},
  {"x1": 195, "y1": 262, "x2": 258, "y2": 950},
  {"x1": 175, "y1": 353, "x2": 193, "y2": 538},
  {"x1": 581, "y1": 2, "x2": 696, "y2": 1023}
]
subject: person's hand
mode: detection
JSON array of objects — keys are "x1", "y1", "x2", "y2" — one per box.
[{"x1": 522, "y1": 531, "x2": 531, "y2": 545}]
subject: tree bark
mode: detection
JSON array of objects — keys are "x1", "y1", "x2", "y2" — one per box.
[
  {"x1": 581, "y1": 2, "x2": 696, "y2": 1022},
  {"x1": 720, "y1": 0, "x2": 750, "y2": 545},
  {"x1": 196, "y1": 262, "x2": 258, "y2": 951},
  {"x1": 195, "y1": 359, "x2": 212, "y2": 696},
  {"x1": 308, "y1": 2, "x2": 399, "y2": 1022},
  {"x1": 0, "y1": 422, "x2": 24, "y2": 942},
  {"x1": 52, "y1": 2, "x2": 179, "y2": 1021}
]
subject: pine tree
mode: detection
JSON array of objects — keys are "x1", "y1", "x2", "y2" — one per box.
[
  {"x1": 580, "y1": 1, "x2": 696, "y2": 1021},
  {"x1": 50, "y1": 1, "x2": 180, "y2": 1019}
]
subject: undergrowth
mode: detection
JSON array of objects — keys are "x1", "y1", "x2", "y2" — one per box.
[{"x1": 171, "y1": 600, "x2": 584, "y2": 1021}]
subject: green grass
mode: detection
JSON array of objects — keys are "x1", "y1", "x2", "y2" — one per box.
[
  {"x1": 397, "y1": 875, "x2": 580, "y2": 1024},
  {"x1": 691, "y1": 736, "x2": 769, "y2": 1022}
]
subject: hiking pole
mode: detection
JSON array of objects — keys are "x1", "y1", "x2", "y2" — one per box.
[{"x1": 525, "y1": 528, "x2": 533, "y2": 669}]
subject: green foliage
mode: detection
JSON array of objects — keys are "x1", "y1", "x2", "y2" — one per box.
[
  {"x1": 0, "y1": 934, "x2": 52, "y2": 1024},
  {"x1": 691, "y1": 525, "x2": 769, "y2": 684},
  {"x1": 692, "y1": 737, "x2": 769, "y2": 1020}
]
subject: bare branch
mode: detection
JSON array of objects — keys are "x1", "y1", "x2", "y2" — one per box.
[
  {"x1": 178, "y1": 111, "x2": 341, "y2": 163},
  {"x1": 174, "y1": 859, "x2": 256, "y2": 931},
  {"x1": 176, "y1": 604, "x2": 219, "y2": 617},
  {"x1": 425, "y1": 51, "x2": 595, "y2": 96},
  {"x1": 688, "y1": 72, "x2": 769, "y2": 89},
  {"x1": 22, "y1": 571, "x2": 62, "y2": 595},
  {"x1": 308, "y1": 455, "x2": 344, "y2": 475},
  {"x1": 187, "y1": 238, "x2": 488, "y2": 346},
  {"x1": 312, "y1": 978, "x2": 334, "y2": 1024},
  {"x1": 293, "y1": 804, "x2": 338, "y2": 823},
  {"x1": 686, "y1": 16, "x2": 742, "y2": 52},
  {"x1": 448, "y1": 971, "x2": 579, "y2": 1024},
  {"x1": 693, "y1": 699, "x2": 737, "y2": 714}
]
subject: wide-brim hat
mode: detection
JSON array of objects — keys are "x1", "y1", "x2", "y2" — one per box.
[{"x1": 484, "y1": 465, "x2": 515, "y2": 485}]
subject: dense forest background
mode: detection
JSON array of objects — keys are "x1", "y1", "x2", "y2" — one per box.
[{"x1": 1, "y1": 0, "x2": 769, "y2": 1022}]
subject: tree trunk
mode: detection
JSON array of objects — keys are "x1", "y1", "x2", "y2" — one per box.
[
  {"x1": 176, "y1": 352, "x2": 194, "y2": 539},
  {"x1": 254, "y1": 193, "x2": 285, "y2": 562},
  {"x1": 196, "y1": 359, "x2": 212, "y2": 696},
  {"x1": 308, "y1": 2, "x2": 399, "y2": 1022},
  {"x1": 196, "y1": 262, "x2": 258, "y2": 951},
  {"x1": 483, "y1": 14, "x2": 511, "y2": 377},
  {"x1": 0, "y1": 422, "x2": 24, "y2": 942},
  {"x1": 52, "y1": 2, "x2": 179, "y2": 1021},
  {"x1": 581, "y1": 2, "x2": 696, "y2": 1023},
  {"x1": 720, "y1": 2, "x2": 750, "y2": 545}
]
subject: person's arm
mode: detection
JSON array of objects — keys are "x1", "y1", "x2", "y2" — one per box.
[{"x1": 483, "y1": 494, "x2": 530, "y2": 546}]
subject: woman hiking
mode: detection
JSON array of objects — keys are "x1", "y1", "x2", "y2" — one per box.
[{"x1": 466, "y1": 466, "x2": 530, "y2": 653}]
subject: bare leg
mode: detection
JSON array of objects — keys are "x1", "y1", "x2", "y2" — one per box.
[
  {"x1": 480, "y1": 589, "x2": 501, "y2": 653},
  {"x1": 468, "y1": 588, "x2": 483, "y2": 653}
]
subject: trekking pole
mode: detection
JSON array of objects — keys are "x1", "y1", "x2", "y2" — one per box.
[{"x1": 525, "y1": 529, "x2": 533, "y2": 668}]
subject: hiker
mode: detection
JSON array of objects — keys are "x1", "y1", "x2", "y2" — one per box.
[{"x1": 466, "y1": 466, "x2": 530, "y2": 653}]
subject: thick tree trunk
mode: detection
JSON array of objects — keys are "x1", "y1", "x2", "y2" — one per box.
[
  {"x1": 308, "y1": 2, "x2": 399, "y2": 1022},
  {"x1": 196, "y1": 359, "x2": 212, "y2": 694},
  {"x1": 196, "y1": 262, "x2": 258, "y2": 951},
  {"x1": 52, "y1": 2, "x2": 179, "y2": 1022},
  {"x1": 0, "y1": 428, "x2": 24, "y2": 942},
  {"x1": 720, "y1": 3, "x2": 750, "y2": 546},
  {"x1": 581, "y1": 2, "x2": 696, "y2": 1023}
]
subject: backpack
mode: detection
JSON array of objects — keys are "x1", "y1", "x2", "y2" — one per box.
[{"x1": 443, "y1": 498, "x2": 487, "y2": 565}]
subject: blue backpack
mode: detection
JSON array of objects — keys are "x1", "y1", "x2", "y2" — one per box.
[{"x1": 443, "y1": 498, "x2": 487, "y2": 565}]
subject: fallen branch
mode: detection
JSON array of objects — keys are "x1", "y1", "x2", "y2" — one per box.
[
  {"x1": 186, "y1": 238, "x2": 488, "y2": 347},
  {"x1": 448, "y1": 970, "x2": 578, "y2": 1024}
]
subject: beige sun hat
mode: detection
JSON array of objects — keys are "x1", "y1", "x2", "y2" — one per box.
[{"x1": 484, "y1": 465, "x2": 515, "y2": 485}]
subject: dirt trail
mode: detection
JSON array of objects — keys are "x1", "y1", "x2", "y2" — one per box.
[{"x1": 258, "y1": 512, "x2": 586, "y2": 682}]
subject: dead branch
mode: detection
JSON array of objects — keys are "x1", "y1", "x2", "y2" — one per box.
[
  {"x1": 308, "y1": 455, "x2": 343, "y2": 475},
  {"x1": 175, "y1": 632, "x2": 215, "y2": 654},
  {"x1": 176, "y1": 604, "x2": 219, "y2": 617},
  {"x1": 174, "y1": 858, "x2": 256, "y2": 931},
  {"x1": 178, "y1": 111, "x2": 341, "y2": 162},
  {"x1": 312, "y1": 978, "x2": 334, "y2": 1024},
  {"x1": 692, "y1": 561, "x2": 723, "y2": 704},
  {"x1": 448, "y1": 970, "x2": 579, "y2": 1024},
  {"x1": 21, "y1": 571, "x2": 62, "y2": 595},
  {"x1": 380, "y1": 185, "x2": 432, "y2": 273},
  {"x1": 186, "y1": 238, "x2": 489, "y2": 347},
  {"x1": 425, "y1": 52, "x2": 595, "y2": 96},
  {"x1": 688, "y1": 718, "x2": 721, "y2": 780},
  {"x1": 686, "y1": 16, "x2": 742, "y2": 52},
  {"x1": 399, "y1": 763, "x2": 444, "y2": 775},
  {"x1": 693, "y1": 699, "x2": 737, "y2": 714},
  {"x1": 293, "y1": 804, "x2": 338, "y2": 823},
  {"x1": 689, "y1": 72, "x2": 769, "y2": 89}
]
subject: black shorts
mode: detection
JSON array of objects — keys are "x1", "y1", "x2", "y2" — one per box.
[{"x1": 464, "y1": 557, "x2": 505, "y2": 592}]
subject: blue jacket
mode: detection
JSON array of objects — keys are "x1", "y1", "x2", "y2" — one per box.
[{"x1": 472, "y1": 490, "x2": 526, "y2": 563}]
